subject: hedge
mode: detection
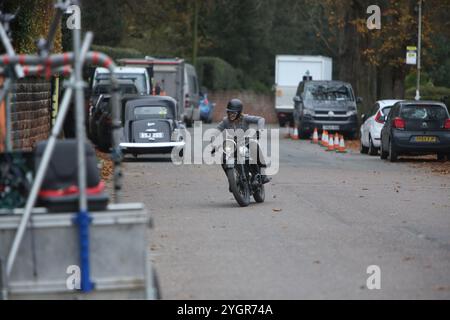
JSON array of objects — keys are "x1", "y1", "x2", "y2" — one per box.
[
  {"x1": 405, "y1": 84, "x2": 450, "y2": 105},
  {"x1": 196, "y1": 56, "x2": 242, "y2": 91},
  {"x1": 90, "y1": 45, "x2": 144, "y2": 61}
]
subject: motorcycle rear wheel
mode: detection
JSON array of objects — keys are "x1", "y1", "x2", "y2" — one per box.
[{"x1": 226, "y1": 168, "x2": 250, "y2": 207}]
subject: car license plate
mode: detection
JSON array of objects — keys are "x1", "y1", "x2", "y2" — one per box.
[
  {"x1": 412, "y1": 136, "x2": 437, "y2": 143},
  {"x1": 140, "y1": 132, "x2": 164, "y2": 139},
  {"x1": 323, "y1": 125, "x2": 340, "y2": 130}
]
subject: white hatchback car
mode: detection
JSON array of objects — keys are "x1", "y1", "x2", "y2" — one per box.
[{"x1": 360, "y1": 100, "x2": 403, "y2": 155}]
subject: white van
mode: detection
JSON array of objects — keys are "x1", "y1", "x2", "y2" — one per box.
[
  {"x1": 183, "y1": 63, "x2": 200, "y2": 126},
  {"x1": 92, "y1": 66, "x2": 151, "y2": 96}
]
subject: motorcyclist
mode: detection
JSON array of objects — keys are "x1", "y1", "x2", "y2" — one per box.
[{"x1": 216, "y1": 99, "x2": 271, "y2": 186}]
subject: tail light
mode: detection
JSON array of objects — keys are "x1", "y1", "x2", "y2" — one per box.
[
  {"x1": 393, "y1": 117, "x2": 405, "y2": 129},
  {"x1": 185, "y1": 93, "x2": 190, "y2": 108},
  {"x1": 445, "y1": 119, "x2": 450, "y2": 130},
  {"x1": 374, "y1": 111, "x2": 384, "y2": 124}
]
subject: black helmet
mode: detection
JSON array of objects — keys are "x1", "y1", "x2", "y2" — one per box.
[{"x1": 226, "y1": 99, "x2": 243, "y2": 113}]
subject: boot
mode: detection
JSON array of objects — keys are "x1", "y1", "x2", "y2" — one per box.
[{"x1": 261, "y1": 175, "x2": 271, "y2": 184}]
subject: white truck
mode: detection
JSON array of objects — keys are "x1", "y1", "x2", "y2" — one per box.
[{"x1": 274, "y1": 55, "x2": 332, "y2": 126}]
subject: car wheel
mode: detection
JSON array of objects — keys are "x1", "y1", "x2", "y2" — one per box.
[
  {"x1": 360, "y1": 139, "x2": 369, "y2": 154},
  {"x1": 437, "y1": 153, "x2": 447, "y2": 162},
  {"x1": 368, "y1": 136, "x2": 378, "y2": 156},
  {"x1": 388, "y1": 140, "x2": 398, "y2": 162},
  {"x1": 380, "y1": 140, "x2": 388, "y2": 159}
]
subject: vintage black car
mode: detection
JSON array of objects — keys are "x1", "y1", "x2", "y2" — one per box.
[
  {"x1": 380, "y1": 100, "x2": 450, "y2": 162},
  {"x1": 119, "y1": 96, "x2": 185, "y2": 155}
]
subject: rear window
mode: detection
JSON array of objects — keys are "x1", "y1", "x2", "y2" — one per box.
[
  {"x1": 133, "y1": 106, "x2": 173, "y2": 119},
  {"x1": 400, "y1": 105, "x2": 448, "y2": 120},
  {"x1": 381, "y1": 106, "x2": 392, "y2": 116}
]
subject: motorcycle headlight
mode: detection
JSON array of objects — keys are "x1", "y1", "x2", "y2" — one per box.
[
  {"x1": 223, "y1": 139, "x2": 236, "y2": 155},
  {"x1": 239, "y1": 146, "x2": 249, "y2": 158}
]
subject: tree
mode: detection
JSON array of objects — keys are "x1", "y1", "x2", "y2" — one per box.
[{"x1": 81, "y1": 0, "x2": 125, "y2": 47}]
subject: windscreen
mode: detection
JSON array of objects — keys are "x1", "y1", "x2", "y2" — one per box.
[
  {"x1": 116, "y1": 74, "x2": 146, "y2": 94},
  {"x1": 133, "y1": 105, "x2": 173, "y2": 120},
  {"x1": 95, "y1": 73, "x2": 147, "y2": 94},
  {"x1": 400, "y1": 105, "x2": 448, "y2": 120},
  {"x1": 304, "y1": 83, "x2": 353, "y2": 101},
  {"x1": 93, "y1": 83, "x2": 138, "y2": 95}
]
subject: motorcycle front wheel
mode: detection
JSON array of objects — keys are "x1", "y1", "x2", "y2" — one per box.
[
  {"x1": 253, "y1": 183, "x2": 265, "y2": 203},
  {"x1": 226, "y1": 168, "x2": 250, "y2": 207}
]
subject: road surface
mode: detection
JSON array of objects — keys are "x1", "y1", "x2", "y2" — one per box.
[{"x1": 118, "y1": 124, "x2": 450, "y2": 299}]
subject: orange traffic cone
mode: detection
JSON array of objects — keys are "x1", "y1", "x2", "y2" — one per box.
[
  {"x1": 334, "y1": 133, "x2": 340, "y2": 151},
  {"x1": 326, "y1": 134, "x2": 335, "y2": 151},
  {"x1": 322, "y1": 130, "x2": 329, "y2": 147},
  {"x1": 311, "y1": 128, "x2": 319, "y2": 144},
  {"x1": 291, "y1": 127, "x2": 299, "y2": 140},
  {"x1": 337, "y1": 135, "x2": 347, "y2": 153},
  {"x1": 284, "y1": 124, "x2": 290, "y2": 138}
]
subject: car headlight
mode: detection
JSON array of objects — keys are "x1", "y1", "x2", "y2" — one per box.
[
  {"x1": 303, "y1": 108, "x2": 314, "y2": 116},
  {"x1": 171, "y1": 129, "x2": 182, "y2": 141},
  {"x1": 347, "y1": 106, "x2": 357, "y2": 116}
]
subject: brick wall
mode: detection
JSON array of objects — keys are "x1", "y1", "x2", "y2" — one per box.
[
  {"x1": 208, "y1": 90, "x2": 277, "y2": 124},
  {"x1": 9, "y1": 78, "x2": 52, "y2": 151}
]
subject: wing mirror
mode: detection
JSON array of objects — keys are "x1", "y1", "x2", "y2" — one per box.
[
  {"x1": 293, "y1": 96, "x2": 302, "y2": 103},
  {"x1": 356, "y1": 97, "x2": 363, "y2": 104}
]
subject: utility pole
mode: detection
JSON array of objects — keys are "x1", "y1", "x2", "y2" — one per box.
[
  {"x1": 192, "y1": 0, "x2": 199, "y2": 68},
  {"x1": 415, "y1": 0, "x2": 422, "y2": 101}
]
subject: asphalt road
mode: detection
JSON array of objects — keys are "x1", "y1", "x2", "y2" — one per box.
[{"x1": 119, "y1": 124, "x2": 450, "y2": 299}]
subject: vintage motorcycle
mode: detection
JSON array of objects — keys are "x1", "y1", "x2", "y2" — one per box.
[{"x1": 217, "y1": 131, "x2": 266, "y2": 207}]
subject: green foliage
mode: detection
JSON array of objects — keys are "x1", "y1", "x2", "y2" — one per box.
[
  {"x1": 3, "y1": 0, "x2": 62, "y2": 54},
  {"x1": 81, "y1": 0, "x2": 125, "y2": 47},
  {"x1": 91, "y1": 45, "x2": 143, "y2": 61},
  {"x1": 405, "y1": 71, "x2": 432, "y2": 90},
  {"x1": 405, "y1": 84, "x2": 450, "y2": 107},
  {"x1": 196, "y1": 57, "x2": 241, "y2": 91},
  {"x1": 426, "y1": 35, "x2": 450, "y2": 88}
]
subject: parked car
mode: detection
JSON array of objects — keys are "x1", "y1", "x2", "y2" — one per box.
[
  {"x1": 119, "y1": 96, "x2": 185, "y2": 156},
  {"x1": 360, "y1": 99, "x2": 403, "y2": 155},
  {"x1": 88, "y1": 83, "x2": 139, "y2": 145},
  {"x1": 92, "y1": 66, "x2": 151, "y2": 95},
  {"x1": 293, "y1": 80, "x2": 362, "y2": 139},
  {"x1": 118, "y1": 57, "x2": 201, "y2": 127},
  {"x1": 93, "y1": 94, "x2": 147, "y2": 152},
  {"x1": 380, "y1": 100, "x2": 450, "y2": 162},
  {"x1": 88, "y1": 94, "x2": 110, "y2": 145},
  {"x1": 274, "y1": 55, "x2": 332, "y2": 127}
]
